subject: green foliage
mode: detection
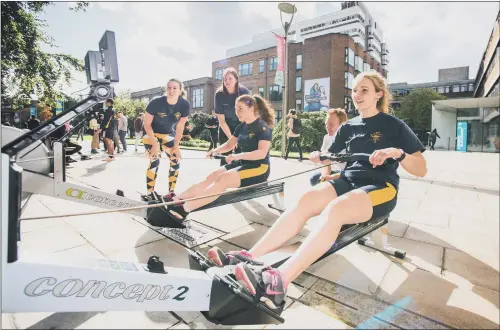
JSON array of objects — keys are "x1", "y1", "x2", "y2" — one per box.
[
  {"x1": 1, "y1": 1, "x2": 88, "y2": 107},
  {"x1": 113, "y1": 90, "x2": 147, "y2": 120},
  {"x1": 188, "y1": 111, "x2": 211, "y2": 139},
  {"x1": 272, "y1": 111, "x2": 328, "y2": 152},
  {"x1": 180, "y1": 138, "x2": 210, "y2": 148},
  {"x1": 393, "y1": 88, "x2": 447, "y2": 131}
]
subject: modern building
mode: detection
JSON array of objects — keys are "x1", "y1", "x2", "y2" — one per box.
[
  {"x1": 388, "y1": 66, "x2": 476, "y2": 111},
  {"x1": 431, "y1": 10, "x2": 500, "y2": 153},
  {"x1": 212, "y1": 1, "x2": 389, "y2": 121},
  {"x1": 130, "y1": 77, "x2": 218, "y2": 114}
]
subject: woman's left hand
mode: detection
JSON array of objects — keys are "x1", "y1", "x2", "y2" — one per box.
[
  {"x1": 369, "y1": 148, "x2": 400, "y2": 168},
  {"x1": 226, "y1": 153, "x2": 240, "y2": 164}
]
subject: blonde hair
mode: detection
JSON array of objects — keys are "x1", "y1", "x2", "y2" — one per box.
[
  {"x1": 326, "y1": 108, "x2": 348, "y2": 124},
  {"x1": 353, "y1": 71, "x2": 392, "y2": 113},
  {"x1": 167, "y1": 78, "x2": 187, "y2": 98},
  {"x1": 236, "y1": 94, "x2": 275, "y2": 128}
]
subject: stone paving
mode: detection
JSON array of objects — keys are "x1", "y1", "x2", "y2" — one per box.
[{"x1": 2, "y1": 146, "x2": 499, "y2": 329}]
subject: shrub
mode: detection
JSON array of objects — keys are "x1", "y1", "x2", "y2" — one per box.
[
  {"x1": 180, "y1": 138, "x2": 210, "y2": 148},
  {"x1": 188, "y1": 111, "x2": 211, "y2": 139},
  {"x1": 271, "y1": 111, "x2": 327, "y2": 153}
]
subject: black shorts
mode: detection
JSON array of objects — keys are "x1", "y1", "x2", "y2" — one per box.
[
  {"x1": 328, "y1": 176, "x2": 397, "y2": 219},
  {"x1": 104, "y1": 130, "x2": 116, "y2": 140},
  {"x1": 225, "y1": 161, "x2": 270, "y2": 188}
]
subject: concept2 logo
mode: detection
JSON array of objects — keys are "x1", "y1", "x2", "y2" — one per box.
[
  {"x1": 24, "y1": 277, "x2": 190, "y2": 302},
  {"x1": 65, "y1": 188, "x2": 136, "y2": 207}
]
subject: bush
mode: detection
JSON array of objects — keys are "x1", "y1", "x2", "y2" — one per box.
[
  {"x1": 180, "y1": 138, "x2": 210, "y2": 148},
  {"x1": 188, "y1": 111, "x2": 211, "y2": 139},
  {"x1": 271, "y1": 111, "x2": 327, "y2": 153}
]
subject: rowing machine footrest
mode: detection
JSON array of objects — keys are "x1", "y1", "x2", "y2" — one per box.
[
  {"x1": 146, "y1": 200, "x2": 186, "y2": 229},
  {"x1": 197, "y1": 182, "x2": 285, "y2": 212}
]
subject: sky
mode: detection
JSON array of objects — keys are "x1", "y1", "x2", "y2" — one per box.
[{"x1": 37, "y1": 1, "x2": 500, "y2": 98}]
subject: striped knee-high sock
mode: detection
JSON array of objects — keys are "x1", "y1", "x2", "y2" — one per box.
[
  {"x1": 168, "y1": 157, "x2": 180, "y2": 192},
  {"x1": 146, "y1": 157, "x2": 160, "y2": 194}
]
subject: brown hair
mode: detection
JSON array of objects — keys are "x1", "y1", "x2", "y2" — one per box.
[
  {"x1": 353, "y1": 71, "x2": 392, "y2": 113},
  {"x1": 216, "y1": 67, "x2": 244, "y2": 96},
  {"x1": 167, "y1": 78, "x2": 187, "y2": 98},
  {"x1": 326, "y1": 108, "x2": 348, "y2": 124},
  {"x1": 236, "y1": 94, "x2": 275, "y2": 128}
]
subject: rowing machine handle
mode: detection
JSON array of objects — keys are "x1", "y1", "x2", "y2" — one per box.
[
  {"x1": 319, "y1": 153, "x2": 393, "y2": 164},
  {"x1": 212, "y1": 153, "x2": 227, "y2": 160}
]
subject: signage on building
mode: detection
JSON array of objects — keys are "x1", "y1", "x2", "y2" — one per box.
[
  {"x1": 456, "y1": 121, "x2": 468, "y2": 152},
  {"x1": 304, "y1": 78, "x2": 330, "y2": 112},
  {"x1": 274, "y1": 34, "x2": 285, "y2": 86},
  {"x1": 56, "y1": 99, "x2": 64, "y2": 114},
  {"x1": 30, "y1": 105, "x2": 36, "y2": 117}
]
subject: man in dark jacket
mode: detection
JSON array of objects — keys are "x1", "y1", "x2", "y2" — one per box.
[{"x1": 27, "y1": 115, "x2": 40, "y2": 130}]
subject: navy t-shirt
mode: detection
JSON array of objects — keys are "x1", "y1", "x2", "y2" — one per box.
[
  {"x1": 232, "y1": 119, "x2": 272, "y2": 165},
  {"x1": 102, "y1": 107, "x2": 116, "y2": 131},
  {"x1": 214, "y1": 87, "x2": 250, "y2": 131},
  {"x1": 328, "y1": 112, "x2": 425, "y2": 188},
  {"x1": 146, "y1": 96, "x2": 191, "y2": 134}
]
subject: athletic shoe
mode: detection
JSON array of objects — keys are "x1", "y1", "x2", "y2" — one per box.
[
  {"x1": 206, "y1": 247, "x2": 263, "y2": 267},
  {"x1": 167, "y1": 202, "x2": 189, "y2": 220},
  {"x1": 234, "y1": 263, "x2": 287, "y2": 310}
]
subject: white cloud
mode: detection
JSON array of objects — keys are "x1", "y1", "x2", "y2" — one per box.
[{"x1": 95, "y1": 2, "x2": 125, "y2": 12}]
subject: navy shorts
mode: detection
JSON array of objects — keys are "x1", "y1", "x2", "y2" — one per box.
[
  {"x1": 328, "y1": 176, "x2": 397, "y2": 219},
  {"x1": 104, "y1": 130, "x2": 116, "y2": 140},
  {"x1": 225, "y1": 161, "x2": 270, "y2": 188}
]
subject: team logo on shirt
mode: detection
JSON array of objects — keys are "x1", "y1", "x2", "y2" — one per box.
[
  {"x1": 174, "y1": 112, "x2": 181, "y2": 120},
  {"x1": 158, "y1": 113, "x2": 167, "y2": 118},
  {"x1": 371, "y1": 132, "x2": 383, "y2": 143},
  {"x1": 248, "y1": 132, "x2": 255, "y2": 139}
]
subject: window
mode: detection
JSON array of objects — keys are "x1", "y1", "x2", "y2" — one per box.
[
  {"x1": 215, "y1": 68, "x2": 223, "y2": 80},
  {"x1": 191, "y1": 88, "x2": 204, "y2": 108},
  {"x1": 344, "y1": 96, "x2": 354, "y2": 114},
  {"x1": 363, "y1": 62, "x2": 371, "y2": 72},
  {"x1": 438, "y1": 86, "x2": 445, "y2": 94},
  {"x1": 344, "y1": 47, "x2": 348, "y2": 64},
  {"x1": 348, "y1": 48, "x2": 354, "y2": 67},
  {"x1": 296, "y1": 76, "x2": 302, "y2": 92},
  {"x1": 269, "y1": 57, "x2": 278, "y2": 71},
  {"x1": 345, "y1": 72, "x2": 354, "y2": 89},
  {"x1": 238, "y1": 63, "x2": 252, "y2": 76},
  {"x1": 355, "y1": 55, "x2": 362, "y2": 72},
  {"x1": 275, "y1": 109, "x2": 282, "y2": 125},
  {"x1": 445, "y1": 86, "x2": 450, "y2": 93},
  {"x1": 258, "y1": 87, "x2": 265, "y2": 97},
  {"x1": 460, "y1": 84, "x2": 468, "y2": 92},
  {"x1": 453, "y1": 85, "x2": 460, "y2": 93},
  {"x1": 269, "y1": 85, "x2": 282, "y2": 101},
  {"x1": 296, "y1": 99, "x2": 302, "y2": 112},
  {"x1": 296, "y1": 54, "x2": 302, "y2": 70},
  {"x1": 468, "y1": 83, "x2": 474, "y2": 91},
  {"x1": 259, "y1": 59, "x2": 265, "y2": 73}
]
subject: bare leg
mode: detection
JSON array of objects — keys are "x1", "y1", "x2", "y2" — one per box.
[
  {"x1": 249, "y1": 182, "x2": 337, "y2": 258},
  {"x1": 183, "y1": 170, "x2": 240, "y2": 212},
  {"x1": 278, "y1": 189, "x2": 373, "y2": 286},
  {"x1": 178, "y1": 167, "x2": 227, "y2": 200}
]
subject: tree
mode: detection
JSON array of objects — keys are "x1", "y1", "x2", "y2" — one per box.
[
  {"x1": 112, "y1": 90, "x2": 147, "y2": 132},
  {"x1": 394, "y1": 88, "x2": 447, "y2": 131},
  {"x1": 1, "y1": 1, "x2": 89, "y2": 108},
  {"x1": 272, "y1": 111, "x2": 327, "y2": 152}
]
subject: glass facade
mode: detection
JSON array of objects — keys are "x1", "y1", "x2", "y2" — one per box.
[{"x1": 456, "y1": 107, "x2": 500, "y2": 152}]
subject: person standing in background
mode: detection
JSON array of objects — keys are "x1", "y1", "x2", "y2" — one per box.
[
  {"x1": 284, "y1": 109, "x2": 303, "y2": 161},
  {"x1": 134, "y1": 112, "x2": 145, "y2": 152},
  {"x1": 206, "y1": 110, "x2": 219, "y2": 151},
  {"x1": 117, "y1": 111, "x2": 128, "y2": 152}
]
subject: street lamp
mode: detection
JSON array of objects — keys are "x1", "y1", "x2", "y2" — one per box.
[{"x1": 278, "y1": 2, "x2": 297, "y2": 157}]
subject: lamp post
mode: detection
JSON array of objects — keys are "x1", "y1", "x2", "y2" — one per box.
[{"x1": 278, "y1": 2, "x2": 297, "y2": 157}]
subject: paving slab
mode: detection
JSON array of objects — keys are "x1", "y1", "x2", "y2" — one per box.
[
  {"x1": 310, "y1": 279, "x2": 450, "y2": 329},
  {"x1": 376, "y1": 264, "x2": 499, "y2": 329},
  {"x1": 386, "y1": 236, "x2": 443, "y2": 274},
  {"x1": 306, "y1": 242, "x2": 392, "y2": 296},
  {"x1": 73, "y1": 311, "x2": 179, "y2": 329},
  {"x1": 443, "y1": 248, "x2": 500, "y2": 291},
  {"x1": 220, "y1": 223, "x2": 302, "y2": 251}
]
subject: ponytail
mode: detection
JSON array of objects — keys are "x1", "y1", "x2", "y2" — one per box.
[{"x1": 253, "y1": 95, "x2": 275, "y2": 128}]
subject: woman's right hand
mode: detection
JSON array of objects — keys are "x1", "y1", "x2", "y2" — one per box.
[
  {"x1": 149, "y1": 143, "x2": 160, "y2": 159},
  {"x1": 206, "y1": 149, "x2": 215, "y2": 159},
  {"x1": 309, "y1": 151, "x2": 321, "y2": 163}
]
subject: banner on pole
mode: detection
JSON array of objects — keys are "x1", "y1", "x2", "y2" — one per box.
[{"x1": 274, "y1": 34, "x2": 285, "y2": 86}]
